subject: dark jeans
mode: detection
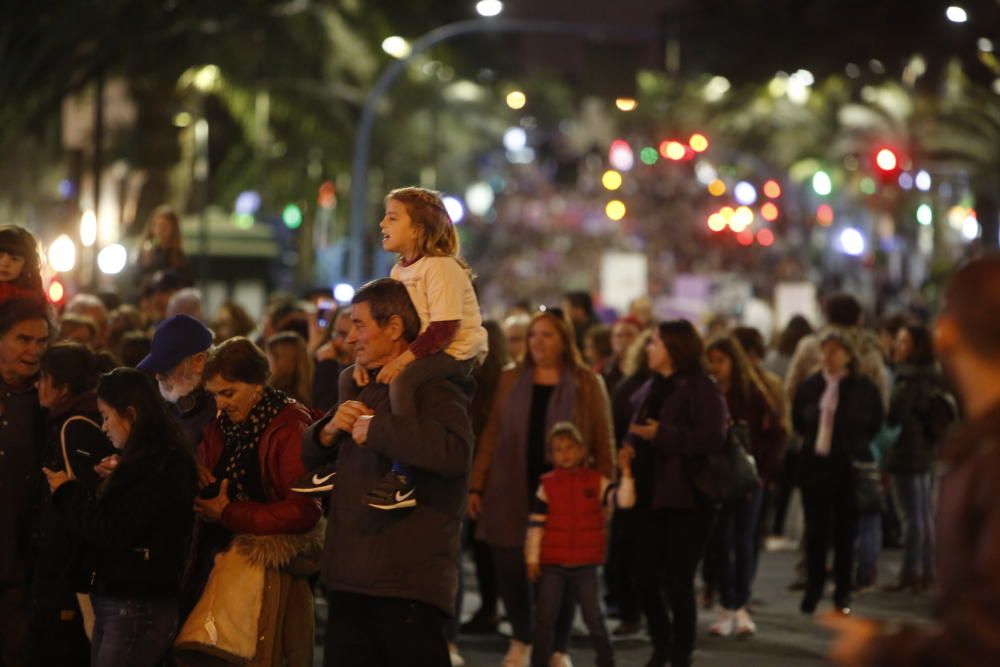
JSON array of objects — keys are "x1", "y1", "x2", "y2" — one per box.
[
  {"x1": 856, "y1": 511, "x2": 882, "y2": 586},
  {"x1": 492, "y1": 546, "x2": 574, "y2": 648},
  {"x1": 532, "y1": 565, "x2": 614, "y2": 667},
  {"x1": 771, "y1": 448, "x2": 799, "y2": 535},
  {"x1": 0, "y1": 585, "x2": 29, "y2": 667},
  {"x1": 801, "y1": 490, "x2": 858, "y2": 607},
  {"x1": 463, "y1": 518, "x2": 498, "y2": 617},
  {"x1": 891, "y1": 473, "x2": 935, "y2": 578},
  {"x1": 605, "y1": 509, "x2": 639, "y2": 623},
  {"x1": 711, "y1": 488, "x2": 764, "y2": 609},
  {"x1": 90, "y1": 594, "x2": 177, "y2": 667},
  {"x1": 629, "y1": 506, "x2": 715, "y2": 667},
  {"x1": 324, "y1": 590, "x2": 450, "y2": 667}
]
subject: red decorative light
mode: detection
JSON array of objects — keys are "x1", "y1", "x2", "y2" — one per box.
[
  {"x1": 817, "y1": 204, "x2": 834, "y2": 226},
  {"x1": 763, "y1": 180, "x2": 782, "y2": 198},
  {"x1": 737, "y1": 229, "x2": 755, "y2": 246},
  {"x1": 757, "y1": 229, "x2": 775, "y2": 246},
  {"x1": 760, "y1": 202, "x2": 779, "y2": 221}
]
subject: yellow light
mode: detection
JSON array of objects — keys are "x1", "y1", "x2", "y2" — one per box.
[
  {"x1": 730, "y1": 206, "x2": 754, "y2": 231},
  {"x1": 48, "y1": 280, "x2": 64, "y2": 303},
  {"x1": 708, "y1": 179, "x2": 727, "y2": 196},
  {"x1": 602, "y1": 170, "x2": 623, "y2": 190},
  {"x1": 720, "y1": 206, "x2": 735, "y2": 221},
  {"x1": 761, "y1": 202, "x2": 779, "y2": 221},
  {"x1": 665, "y1": 141, "x2": 686, "y2": 160},
  {"x1": 606, "y1": 200, "x2": 627, "y2": 221},
  {"x1": 506, "y1": 90, "x2": 526, "y2": 110},
  {"x1": 689, "y1": 133, "x2": 709, "y2": 152},
  {"x1": 615, "y1": 97, "x2": 638, "y2": 111},
  {"x1": 707, "y1": 213, "x2": 726, "y2": 232}
]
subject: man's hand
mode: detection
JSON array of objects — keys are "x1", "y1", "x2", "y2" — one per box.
[
  {"x1": 822, "y1": 612, "x2": 880, "y2": 666},
  {"x1": 93, "y1": 454, "x2": 120, "y2": 479},
  {"x1": 321, "y1": 400, "x2": 374, "y2": 446},
  {"x1": 352, "y1": 414, "x2": 374, "y2": 446},
  {"x1": 618, "y1": 445, "x2": 635, "y2": 478},
  {"x1": 467, "y1": 492, "x2": 482, "y2": 519},
  {"x1": 194, "y1": 479, "x2": 231, "y2": 523},
  {"x1": 376, "y1": 350, "x2": 415, "y2": 384},
  {"x1": 628, "y1": 419, "x2": 659, "y2": 441},
  {"x1": 42, "y1": 467, "x2": 70, "y2": 493},
  {"x1": 526, "y1": 563, "x2": 541, "y2": 582}
]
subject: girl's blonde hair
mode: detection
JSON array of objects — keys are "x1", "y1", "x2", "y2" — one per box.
[{"x1": 386, "y1": 187, "x2": 469, "y2": 270}]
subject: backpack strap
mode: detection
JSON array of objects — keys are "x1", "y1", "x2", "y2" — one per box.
[{"x1": 60, "y1": 415, "x2": 103, "y2": 480}]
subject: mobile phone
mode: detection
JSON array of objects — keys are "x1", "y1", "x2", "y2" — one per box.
[{"x1": 317, "y1": 298, "x2": 337, "y2": 329}]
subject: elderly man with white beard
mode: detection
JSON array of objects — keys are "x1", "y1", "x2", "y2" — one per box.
[{"x1": 137, "y1": 314, "x2": 216, "y2": 452}]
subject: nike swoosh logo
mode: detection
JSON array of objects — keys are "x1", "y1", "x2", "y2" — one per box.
[
  {"x1": 312, "y1": 472, "x2": 336, "y2": 485},
  {"x1": 395, "y1": 489, "x2": 415, "y2": 502}
]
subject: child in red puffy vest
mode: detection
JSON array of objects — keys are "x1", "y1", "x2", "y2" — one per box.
[{"x1": 526, "y1": 422, "x2": 635, "y2": 667}]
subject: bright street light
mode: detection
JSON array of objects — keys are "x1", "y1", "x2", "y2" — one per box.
[
  {"x1": 946, "y1": 6, "x2": 968, "y2": 23},
  {"x1": 48, "y1": 235, "x2": 77, "y2": 273},
  {"x1": 615, "y1": 97, "x2": 638, "y2": 112},
  {"x1": 476, "y1": 0, "x2": 503, "y2": 17},
  {"x1": 505, "y1": 90, "x2": 526, "y2": 110},
  {"x1": 839, "y1": 227, "x2": 866, "y2": 256},
  {"x1": 97, "y1": 244, "x2": 128, "y2": 275},
  {"x1": 443, "y1": 196, "x2": 465, "y2": 223},
  {"x1": 334, "y1": 283, "x2": 355, "y2": 303},
  {"x1": 503, "y1": 127, "x2": 527, "y2": 151},
  {"x1": 381, "y1": 36, "x2": 411, "y2": 59}
]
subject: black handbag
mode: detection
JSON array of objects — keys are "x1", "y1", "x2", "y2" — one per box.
[
  {"x1": 687, "y1": 420, "x2": 761, "y2": 504},
  {"x1": 851, "y1": 460, "x2": 885, "y2": 513}
]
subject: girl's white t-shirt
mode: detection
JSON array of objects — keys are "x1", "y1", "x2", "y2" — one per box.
[{"x1": 390, "y1": 256, "x2": 488, "y2": 362}]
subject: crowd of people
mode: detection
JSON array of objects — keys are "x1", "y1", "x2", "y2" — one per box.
[{"x1": 1, "y1": 193, "x2": 999, "y2": 667}]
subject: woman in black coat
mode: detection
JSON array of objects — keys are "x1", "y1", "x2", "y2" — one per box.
[
  {"x1": 30, "y1": 343, "x2": 114, "y2": 665},
  {"x1": 882, "y1": 324, "x2": 956, "y2": 591},
  {"x1": 793, "y1": 333, "x2": 883, "y2": 615},
  {"x1": 44, "y1": 368, "x2": 198, "y2": 667}
]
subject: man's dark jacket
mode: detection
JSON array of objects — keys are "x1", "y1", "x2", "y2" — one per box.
[
  {"x1": 302, "y1": 366, "x2": 473, "y2": 615},
  {"x1": 863, "y1": 401, "x2": 1000, "y2": 665},
  {"x1": 0, "y1": 378, "x2": 46, "y2": 585}
]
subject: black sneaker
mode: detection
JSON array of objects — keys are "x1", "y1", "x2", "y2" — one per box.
[
  {"x1": 290, "y1": 464, "x2": 337, "y2": 496},
  {"x1": 366, "y1": 470, "x2": 417, "y2": 510}
]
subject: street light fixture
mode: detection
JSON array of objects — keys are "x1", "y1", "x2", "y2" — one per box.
[
  {"x1": 476, "y1": 0, "x2": 503, "y2": 17},
  {"x1": 381, "y1": 36, "x2": 412, "y2": 59},
  {"x1": 80, "y1": 210, "x2": 97, "y2": 247},
  {"x1": 946, "y1": 6, "x2": 968, "y2": 23}
]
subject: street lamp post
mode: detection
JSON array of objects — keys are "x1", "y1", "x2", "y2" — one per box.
[{"x1": 347, "y1": 18, "x2": 661, "y2": 286}]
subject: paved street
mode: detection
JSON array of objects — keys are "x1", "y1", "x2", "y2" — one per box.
[{"x1": 315, "y1": 548, "x2": 931, "y2": 666}]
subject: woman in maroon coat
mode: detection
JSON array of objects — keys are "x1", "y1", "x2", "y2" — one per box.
[{"x1": 184, "y1": 337, "x2": 320, "y2": 624}]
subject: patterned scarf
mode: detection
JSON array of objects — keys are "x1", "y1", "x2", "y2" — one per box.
[{"x1": 217, "y1": 386, "x2": 293, "y2": 501}]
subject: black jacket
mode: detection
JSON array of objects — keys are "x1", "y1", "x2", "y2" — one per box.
[
  {"x1": 883, "y1": 363, "x2": 956, "y2": 474},
  {"x1": 0, "y1": 378, "x2": 46, "y2": 585},
  {"x1": 52, "y1": 444, "x2": 198, "y2": 598},
  {"x1": 302, "y1": 366, "x2": 474, "y2": 615},
  {"x1": 793, "y1": 372, "x2": 883, "y2": 494},
  {"x1": 31, "y1": 393, "x2": 111, "y2": 605}
]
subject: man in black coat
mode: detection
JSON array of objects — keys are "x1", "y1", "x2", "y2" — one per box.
[
  {"x1": 302, "y1": 278, "x2": 474, "y2": 667},
  {"x1": 0, "y1": 298, "x2": 50, "y2": 666}
]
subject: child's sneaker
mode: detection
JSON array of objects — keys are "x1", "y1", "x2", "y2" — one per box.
[
  {"x1": 734, "y1": 607, "x2": 757, "y2": 637},
  {"x1": 289, "y1": 463, "x2": 337, "y2": 496},
  {"x1": 708, "y1": 608, "x2": 735, "y2": 637},
  {"x1": 365, "y1": 470, "x2": 417, "y2": 510}
]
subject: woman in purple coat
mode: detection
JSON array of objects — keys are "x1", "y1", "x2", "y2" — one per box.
[{"x1": 621, "y1": 320, "x2": 728, "y2": 667}]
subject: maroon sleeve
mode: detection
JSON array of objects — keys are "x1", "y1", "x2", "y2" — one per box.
[{"x1": 410, "y1": 320, "x2": 460, "y2": 358}]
